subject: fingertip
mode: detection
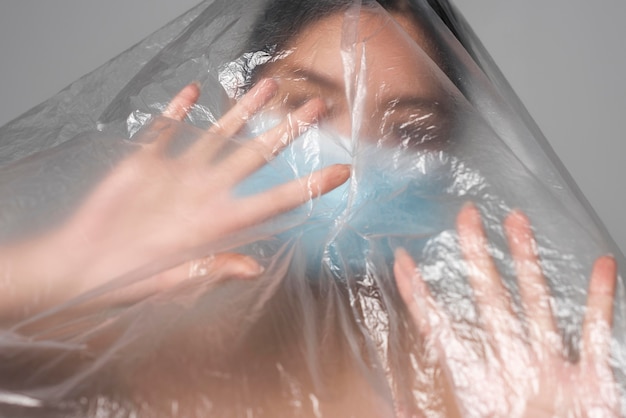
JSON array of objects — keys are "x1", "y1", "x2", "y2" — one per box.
[
  {"x1": 583, "y1": 255, "x2": 617, "y2": 362},
  {"x1": 461, "y1": 201, "x2": 478, "y2": 212},
  {"x1": 394, "y1": 246, "x2": 410, "y2": 260},
  {"x1": 393, "y1": 247, "x2": 418, "y2": 283},
  {"x1": 393, "y1": 249, "x2": 435, "y2": 336},
  {"x1": 233, "y1": 255, "x2": 265, "y2": 280},
  {"x1": 394, "y1": 247, "x2": 412, "y2": 269},
  {"x1": 212, "y1": 254, "x2": 264, "y2": 281},
  {"x1": 503, "y1": 209, "x2": 535, "y2": 249},
  {"x1": 333, "y1": 163, "x2": 351, "y2": 184},
  {"x1": 393, "y1": 247, "x2": 416, "y2": 301},
  {"x1": 181, "y1": 82, "x2": 202, "y2": 102},
  {"x1": 163, "y1": 82, "x2": 201, "y2": 120},
  {"x1": 456, "y1": 202, "x2": 484, "y2": 243},
  {"x1": 312, "y1": 164, "x2": 351, "y2": 197},
  {"x1": 457, "y1": 201, "x2": 480, "y2": 227},
  {"x1": 258, "y1": 77, "x2": 279, "y2": 91},
  {"x1": 597, "y1": 255, "x2": 617, "y2": 272},
  {"x1": 251, "y1": 77, "x2": 279, "y2": 101},
  {"x1": 590, "y1": 255, "x2": 618, "y2": 295},
  {"x1": 327, "y1": 163, "x2": 351, "y2": 190},
  {"x1": 301, "y1": 97, "x2": 327, "y2": 121},
  {"x1": 189, "y1": 80, "x2": 202, "y2": 93},
  {"x1": 504, "y1": 209, "x2": 529, "y2": 230}
]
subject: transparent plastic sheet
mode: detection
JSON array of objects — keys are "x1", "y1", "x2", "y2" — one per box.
[{"x1": 0, "y1": 0, "x2": 624, "y2": 417}]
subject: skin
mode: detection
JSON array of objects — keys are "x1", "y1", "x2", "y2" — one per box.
[
  {"x1": 0, "y1": 6, "x2": 618, "y2": 417},
  {"x1": 0, "y1": 79, "x2": 350, "y2": 322},
  {"x1": 263, "y1": 7, "x2": 620, "y2": 416},
  {"x1": 0, "y1": 6, "x2": 452, "y2": 322},
  {"x1": 259, "y1": 8, "x2": 456, "y2": 148},
  {"x1": 394, "y1": 203, "x2": 619, "y2": 417}
]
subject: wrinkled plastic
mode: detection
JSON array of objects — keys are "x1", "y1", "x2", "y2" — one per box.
[{"x1": 0, "y1": 1, "x2": 624, "y2": 417}]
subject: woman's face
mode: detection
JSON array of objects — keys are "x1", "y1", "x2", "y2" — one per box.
[
  {"x1": 262, "y1": 7, "x2": 457, "y2": 149},
  {"x1": 126, "y1": 9, "x2": 461, "y2": 418}
]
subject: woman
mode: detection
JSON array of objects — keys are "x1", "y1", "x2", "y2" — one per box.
[{"x1": 0, "y1": 0, "x2": 620, "y2": 416}]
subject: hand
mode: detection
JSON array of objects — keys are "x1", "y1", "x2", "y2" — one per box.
[
  {"x1": 394, "y1": 203, "x2": 619, "y2": 417},
  {"x1": 0, "y1": 79, "x2": 350, "y2": 319}
]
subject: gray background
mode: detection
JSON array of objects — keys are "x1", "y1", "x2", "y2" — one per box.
[{"x1": 0, "y1": 1, "x2": 624, "y2": 255}]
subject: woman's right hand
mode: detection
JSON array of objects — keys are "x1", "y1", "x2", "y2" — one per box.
[{"x1": 1, "y1": 79, "x2": 350, "y2": 319}]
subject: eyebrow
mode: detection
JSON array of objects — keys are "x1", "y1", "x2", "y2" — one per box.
[
  {"x1": 287, "y1": 68, "x2": 343, "y2": 91},
  {"x1": 384, "y1": 96, "x2": 443, "y2": 113}
]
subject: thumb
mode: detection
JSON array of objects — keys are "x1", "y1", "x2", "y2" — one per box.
[
  {"x1": 91, "y1": 253, "x2": 263, "y2": 307},
  {"x1": 190, "y1": 252, "x2": 265, "y2": 282}
]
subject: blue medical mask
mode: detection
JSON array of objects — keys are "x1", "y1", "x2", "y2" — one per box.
[{"x1": 236, "y1": 114, "x2": 457, "y2": 277}]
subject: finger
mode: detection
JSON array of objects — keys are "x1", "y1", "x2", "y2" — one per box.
[
  {"x1": 147, "y1": 83, "x2": 202, "y2": 153},
  {"x1": 98, "y1": 253, "x2": 263, "y2": 306},
  {"x1": 207, "y1": 78, "x2": 278, "y2": 138},
  {"x1": 582, "y1": 255, "x2": 617, "y2": 367},
  {"x1": 504, "y1": 210, "x2": 558, "y2": 345},
  {"x1": 187, "y1": 252, "x2": 264, "y2": 281},
  {"x1": 217, "y1": 98, "x2": 326, "y2": 186},
  {"x1": 394, "y1": 248, "x2": 458, "y2": 371},
  {"x1": 394, "y1": 247, "x2": 434, "y2": 337},
  {"x1": 233, "y1": 163, "x2": 350, "y2": 228},
  {"x1": 185, "y1": 78, "x2": 278, "y2": 161},
  {"x1": 457, "y1": 202, "x2": 517, "y2": 339},
  {"x1": 162, "y1": 82, "x2": 201, "y2": 121}
]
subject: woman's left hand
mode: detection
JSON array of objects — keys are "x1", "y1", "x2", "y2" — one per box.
[{"x1": 394, "y1": 203, "x2": 619, "y2": 417}]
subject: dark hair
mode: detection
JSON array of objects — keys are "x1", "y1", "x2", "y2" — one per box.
[
  {"x1": 244, "y1": 0, "x2": 457, "y2": 91},
  {"x1": 247, "y1": 0, "x2": 417, "y2": 54}
]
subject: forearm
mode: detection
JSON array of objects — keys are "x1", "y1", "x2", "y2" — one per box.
[{"x1": 0, "y1": 228, "x2": 84, "y2": 322}]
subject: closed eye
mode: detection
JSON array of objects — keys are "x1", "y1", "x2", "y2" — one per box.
[{"x1": 378, "y1": 99, "x2": 451, "y2": 149}]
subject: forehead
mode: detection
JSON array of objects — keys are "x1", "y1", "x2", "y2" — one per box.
[
  {"x1": 257, "y1": 8, "x2": 454, "y2": 142},
  {"x1": 271, "y1": 8, "x2": 447, "y2": 100}
]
